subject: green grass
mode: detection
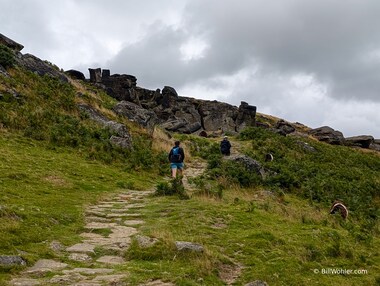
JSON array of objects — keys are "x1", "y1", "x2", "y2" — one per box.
[
  {"x1": 125, "y1": 189, "x2": 380, "y2": 285},
  {"x1": 0, "y1": 133, "x2": 154, "y2": 273}
]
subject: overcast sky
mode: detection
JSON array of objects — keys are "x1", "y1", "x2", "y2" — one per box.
[{"x1": 1, "y1": 0, "x2": 380, "y2": 138}]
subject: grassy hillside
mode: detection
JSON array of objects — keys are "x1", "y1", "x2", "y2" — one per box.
[{"x1": 0, "y1": 63, "x2": 379, "y2": 285}]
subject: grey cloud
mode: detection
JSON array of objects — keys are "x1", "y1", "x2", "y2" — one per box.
[
  {"x1": 107, "y1": 0, "x2": 380, "y2": 102},
  {"x1": 183, "y1": 0, "x2": 380, "y2": 101}
]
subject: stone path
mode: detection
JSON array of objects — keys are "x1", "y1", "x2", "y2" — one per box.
[
  {"x1": 8, "y1": 190, "x2": 174, "y2": 286},
  {"x1": 8, "y1": 151, "x2": 242, "y2": 285},
  {"x1": 182, "y1": 159, "x2": 207, "y2": 191}
]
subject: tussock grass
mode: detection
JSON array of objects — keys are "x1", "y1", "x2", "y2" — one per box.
[
  {"x1": 152, "y1": 126, "x2": 172, "y2": 153},
  {"x1": 132, "y1": 190, "x2": 379, "y2": 285}
]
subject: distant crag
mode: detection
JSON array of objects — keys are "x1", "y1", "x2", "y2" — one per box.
[
  {"x1": 2, "y1": 33, "x2": 378, "y2": 151},
  {"x1": 1, "y1": 33, "x2": 68, "y2": 82},
  {"x1": 88, "y1": 68, "x2": 257, "y2": 136}
]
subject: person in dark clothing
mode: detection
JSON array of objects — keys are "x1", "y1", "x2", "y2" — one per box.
[
  {"x1": 168, "y1": 141, "x2": 185, "y2": 178},
  {"x1": 220, "y1": 136, "x2": 232, "y2": 156}
]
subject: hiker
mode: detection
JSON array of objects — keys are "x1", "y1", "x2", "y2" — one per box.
[
  {"x1": 168, "y1": 140, "x2": 185, "y2": 178},
  {"x1": 220, "y1": 136, "x2": 232, "y2": 156}
]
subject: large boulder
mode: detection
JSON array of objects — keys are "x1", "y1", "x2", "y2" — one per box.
[
  {"x1": 16, "y1": 54, "x2": 68, "y2": 82},
  {"x1": 160, "y1": 119, "x2": 201, "y2": 134},
  {"x1": 236, "y1": 101, "x2": 257, "y2": 131},
  {"x1": 274, "y1": 119, "x2": 296, "y2": 136},
  {"x1": 161, "y1": 86, "x2": 178, "y2": 108},
  {"x1": 345, "y1": 135, "x2": 374, "y2": 148},
  {"x1": 65, "y1": 69, "x2": 85, "y2": 80},
  {"x1": 88, "y1": 68, "x2": 102, "y2": 83},
  {"x1": 102, "y1": 74, "x2": 138, "y2": 101},
  {"x1": 308, "y1": 126, "x2": 345, "y2": 145},
  {"x1": 226, "y1": 154, "x2": 265, "y2": 178},
  {"x1": 198, "y1": 100, "x2": 238, "y2": 133},
  {"x1": 113, "y1": 101, "x2": 159, "y2": 129}
]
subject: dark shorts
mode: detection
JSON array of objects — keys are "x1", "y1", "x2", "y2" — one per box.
[{"x1": 170, "y1": 162, "x2": 184, "y2": 169}]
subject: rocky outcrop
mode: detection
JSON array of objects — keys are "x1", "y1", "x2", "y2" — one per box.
[
  {"x1": 274, "y1": 119, "x2": 296, "y2": 136},
  {"x1": 308, "y1": 126, "x2": 345, "y2": 145},
  {"x1": 1, "y1": 34, "x2": 68, "y2": 82},
  {"x1": 87, "y1": 68, "x2": 257, "y2": 135},
  {"x1": 369, "y1": 142, "x2": 380, "y2": 151},
  {"x1": 65, "y1": 69, "x2": 85, "y2": 80},
  {"x1": 236, "y1": 101, "x2": 257, "y2": 130},
  {"x1": 113, "y1": 101, "x2": 159, "y2": 129},
  {"x1": 0, "y1": 33, "x2": 24, "y2": 52},
  {"x1": 78, "y1": 104, "x2": 132, "y2": 149},
  {"x1": 16, "y1": 54, "x2": 68, "y2": 82},
  {"x1": 226, "y1": 154, "x2": 266, "y2": 178},
  {"x1": 345, "y1": 135, "x2": 374, "y2": 148}
]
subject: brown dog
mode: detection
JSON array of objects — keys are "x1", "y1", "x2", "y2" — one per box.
[{"x1": 329, "y1": 200, "x2": 348, "y2": 219}]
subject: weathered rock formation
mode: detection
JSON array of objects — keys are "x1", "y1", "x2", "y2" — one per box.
[
  {"x1": 16, "y1": 54, "x2": 68, "y2": 82},
  {"x1": 89, "y1": 68, "x2": 257, "y2": 135},
  {"x1": 345, "y1": 135, "x2": 374, "y2": 148},
  {"x1": 274, "y1": 119, "x2": 296, "y2": 136},
  {"x1": 1, "y1": 33, "x2": 68, "y2": 83},
  {"x1": 0, "y1": 33, "x2": 24, "y2": 52},
  {"x1": 65, "y1": 69, "x2": 85, "y2": 80},
  {"x1": 308, "y1": 126, "x2": 345, "y2": 145},
  {"x1": 225, "y1": 154, "x2": 266, "y2": 178},
  {"x1": 78, "y1": 104, "x2": 132, "y2": 149}
]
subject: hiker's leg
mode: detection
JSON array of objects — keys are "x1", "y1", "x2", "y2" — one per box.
[
  {"x1": 171, "y1": 164, "x2": 177, "y2": 178},
  {"x1": 176, "y1": 163, "x2": 184, "y2": 179}
]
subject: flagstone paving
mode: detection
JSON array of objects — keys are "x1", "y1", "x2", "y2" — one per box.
[
  {"x1": 7, "y1": 164, "x2": 211, "y2": 286},
  {"x1": 7, "y1": 189, "x2": 174, "y2": 286}
]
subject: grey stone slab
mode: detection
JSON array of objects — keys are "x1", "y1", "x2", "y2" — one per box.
[
  {"x1": 92, "y1": 274, "x2": 128, "y2": 283},
  {"x1": 84, "y1": 222, "x2": 117, "y2": 229},
  {"x1": 66, "y1": 243, "x2": 96, "y2": 254},
  {"x1": 124, "y1": 219, "x2": 145, "y2": 226},
  {"x1": 0, "y1": 255, "x2": 26, "y2": 266},
  {"x1": 68, "y1": 253, "x2": 93, "y2": 262},
  {"x1": 85, "y1": 216, "x2": 112, "y2": 223},
  {"x1": 106, "y1": 213, "x2": 128, "y2": 218},
  {"x1": 63, "y1": 268, "x2": 114, "y2": 275},
  {"x1": 96, "y1": 255, "x2": 125, "y2": 265},
  {"x1": 49, "y1": 273, "x2": 86, "y2": 284},
  {"x1": 24, "y1": 259, "x2": 68, "y2": 274},
  {"x1": 9, "y1": 278, "x2": 41, "y2": 286}
]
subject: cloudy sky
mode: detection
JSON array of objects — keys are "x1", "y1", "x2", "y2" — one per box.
[{"x1": 1, "y1": 0, "x2": 380, "y2": 138}]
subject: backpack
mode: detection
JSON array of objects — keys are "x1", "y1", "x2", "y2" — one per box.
[
  {"x1": 170, "y1": 147, "x2": 182, "y2": 163},
  {"x1": 220, "y1": 140, "x2": 231, "y2": 153}
]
